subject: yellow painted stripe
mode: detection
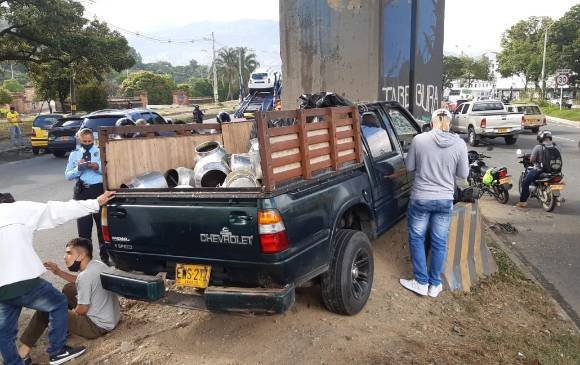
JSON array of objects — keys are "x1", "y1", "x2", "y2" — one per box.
[
  {"x1": 460, "y1": 205, "x2": 472, "y2": 291},
  {"x1": 445, "y1": 212, "x2": 459, "y2": 279},
  {"x1": 473, "y1": 206, "x2": 483, "y2": 277}
]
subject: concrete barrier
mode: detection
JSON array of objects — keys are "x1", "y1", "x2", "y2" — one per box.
[{"x1": 443, "y1": 202, "x2": 497, "y2": 292}]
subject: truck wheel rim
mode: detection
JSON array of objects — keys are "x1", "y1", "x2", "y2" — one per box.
[{"x1": 351, "y1": 248, "x2": 371, "y2": 300}]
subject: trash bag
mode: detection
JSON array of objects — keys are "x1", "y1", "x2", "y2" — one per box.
[
  {"x1": 298, "y1": 92, "x2": 353, "y2": 109},
  {"x1": 482, "y1": 170, "x2": 494, "y2": 186}
]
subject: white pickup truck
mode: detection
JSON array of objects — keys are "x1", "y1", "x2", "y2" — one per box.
[{"x1": 451, "y1": 100, "x2": 524, "y2": 146}]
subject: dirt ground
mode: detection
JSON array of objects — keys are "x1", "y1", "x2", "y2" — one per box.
[{"x1": 21, "y1": 221, "x2": 579, "y2": 365}]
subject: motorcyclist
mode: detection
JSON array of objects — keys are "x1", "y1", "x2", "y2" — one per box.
[
  {"x1": 216, "y1": 111, "x2": 231, "y2": 124},
  {"x1": 516, "y1": 130, "x2": 558, "y2": 208}
]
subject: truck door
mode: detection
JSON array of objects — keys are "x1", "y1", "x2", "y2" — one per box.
[
  {"x1": 456, "y1": 103, "x2": 470, "y2": 132},
  {"x1": 381, "y1": 106, "x2": 421, "y2": 218},
  {"x1": 360, "y1": 108, "x2": 407, "y2": 234}
]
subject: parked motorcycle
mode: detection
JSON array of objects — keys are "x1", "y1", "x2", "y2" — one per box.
[
  {"x1": 516, "y1": 149, "x2": 565, "y2": 212},
  {"x1": 467, "y1": 150, "x2": 512, "y2": 204}
]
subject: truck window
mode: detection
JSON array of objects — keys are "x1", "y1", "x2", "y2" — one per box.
[
  {"x1": 151, "y1": 112, "x2": 166, "y2": 124},
  {"x1": 460, "y1": 104, "x2": 470, "y2": 114},
  {"x1": 472, "y1": 102, "x2": 504, "y2": 112},
  {"x1": 361, "y1": 112, "x2": 393, "y2": 159},
  {"x1": 386, "y1": 109, "x2": 418, "y2": 152}
]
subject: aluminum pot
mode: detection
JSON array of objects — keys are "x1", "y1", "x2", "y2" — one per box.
[
  {"x1": 230, "y1": 153, "x2": 254, "y2": 174},
  {"x1": 121, "y1": 172, "x2": 168, "y2": 189},
  {"x1": 223, "y1": 170, "x2": 260, "y2": 188},
  {"x1": 248, "y1": 138, "x2": 262, "y2": 179},
  {"x1": 193, "y1": 141, "x2": 230, "y2": 187},
  {"x1": 165, "y1": 167, "x2": 194, "y2": 188}
]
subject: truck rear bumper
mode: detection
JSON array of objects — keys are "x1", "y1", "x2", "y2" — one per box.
[
  {"x1": 480, "y1": 129, "x2": 522, "y2": 137},
  {"x1": 100, "y1": 268, "x2": 295, "y2": 314}
]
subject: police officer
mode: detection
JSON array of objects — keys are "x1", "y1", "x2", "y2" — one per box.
[{"x1": 65, "y1": 128, "x2": 109, "y2": 264}]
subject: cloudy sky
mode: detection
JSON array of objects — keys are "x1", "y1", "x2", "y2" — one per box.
[{"x1": 83, "y1": 0, "x2": 577, "y2": 61}]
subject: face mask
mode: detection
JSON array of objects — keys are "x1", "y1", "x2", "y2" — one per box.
[
  {"x1": 81, "y1": 143, "x2": 93, "y2": 151},
  {"x1": 67, "y1": 256, "x2": 82, "y2": 272}
]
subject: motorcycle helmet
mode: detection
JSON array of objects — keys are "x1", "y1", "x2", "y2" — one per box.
[
  {"x1": 216, "y1": 112, "x2": 231, "y2": 123},
  {"x1": 115, "y1": 117, "x2": 135, "y2": 127},
  {"x1": 537, "y1": 130, "x2": 552, "y2": 143}
]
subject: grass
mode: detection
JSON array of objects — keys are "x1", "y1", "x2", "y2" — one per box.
[{"x1": 541, "y1": 106, "x2": 580, "y2": 122}]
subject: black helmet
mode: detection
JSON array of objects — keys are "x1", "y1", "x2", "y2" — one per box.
[
  {"x1": 537, "y1": 130, "x2": 552, "y2": 143},
  {"x1": 115, "y1": 117, "x2": 135, "y2": 127},
  {"x1": 216, "y1": 112, "x2": 231, "y2": 123}
]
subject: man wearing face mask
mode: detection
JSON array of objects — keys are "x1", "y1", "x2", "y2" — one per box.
[
  {"x1": 18, "y1": 238, "x2": 120, "y2": 364},
  {"x1": 65, "y1": 128, "x2": 108, "y2": 265}
]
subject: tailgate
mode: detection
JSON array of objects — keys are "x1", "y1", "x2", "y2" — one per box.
[
  {"x1": 106, "y1": 198, "x2": 261, "y2": 261},
  {"x1": 483, "y1": 114, "x2": 522, "y2": 129}
]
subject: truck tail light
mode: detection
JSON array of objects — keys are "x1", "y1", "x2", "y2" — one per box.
[
  {"x1": 521, "y1": 116, "x2": 525, "y2": 128},
  {"x1": 258, "y1": 209, "x2": 289, "y2": 253},
  {"x1": 101, "y1": 206, "x2": 111, "y2": 244},
  {"x1": 480, "y1": 118, "x2": 486, "y2": 128},
  {"x1": 498, "y1": 168, "x2": 507, "y2": 178}
]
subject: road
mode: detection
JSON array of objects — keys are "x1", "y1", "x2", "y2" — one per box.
[
  {"x1": 468, "y1": 118, "x2": 580, "y2": 326},
  {"x1": 0, "y1": 118, "x2": 578, "y2": 326}
]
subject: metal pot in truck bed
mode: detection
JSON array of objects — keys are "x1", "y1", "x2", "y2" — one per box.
[{"x1": 99, "y1": 102, "x2": 420, "y2": 315}]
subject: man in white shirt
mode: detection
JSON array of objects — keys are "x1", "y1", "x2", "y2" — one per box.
[
  {"x1": 0, "y1": 191, "x2": 115, "y2": 365},
  {"x1": 18, "y1": 238, "x2": 121, "y2": 364}
]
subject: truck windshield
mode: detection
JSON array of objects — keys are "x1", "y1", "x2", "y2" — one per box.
[
  {"x1": 517, "y1": 106, "x2": 541, "y2": 115},
  {"x1": 252, "y1": 73, "x2": 268, "y2": 80},
  {"x1": 82, "y1": 116, "x2": 124, "y2": 130},
  {"x1": 472, "y1": 102, "x2": 504, "y2": 112}
]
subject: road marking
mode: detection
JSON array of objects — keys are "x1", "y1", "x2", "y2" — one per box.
[
  {"x1": 553, "y1": 136, "x2": 576, "y2": 142},
  {"x1": 549, "y1": 120, "x2": 580, "y2": 129}
]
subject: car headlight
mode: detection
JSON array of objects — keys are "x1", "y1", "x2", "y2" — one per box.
[{"x1": 48, "y1": 135, "x2": 56, "y2": 140}]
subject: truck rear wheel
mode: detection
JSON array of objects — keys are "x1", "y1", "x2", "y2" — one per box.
[
  {"x1": 321, "y1": 229, "x2": 374, "y2": 315},
  {"x1": 504, "y1": 136, "x2": 517, "y2": 145},
  {"x1": 468, "y1": 127, "x2": 479, "y2": 147}
]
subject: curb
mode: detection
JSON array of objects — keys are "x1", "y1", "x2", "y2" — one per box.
[
  {"x1": 547, "y1": 116, "x2": 580, "y2": 128},
  {"x1": 481, "y1": 214, "x2": 579, "y2": 332}
]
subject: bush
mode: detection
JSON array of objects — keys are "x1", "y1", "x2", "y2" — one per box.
[
  {"x1": 120, "y1": 71, "x2": 175, "y2": 105},
  {"x1": 77, "y1": 82, "x2": 108, "y2": 112},
  {"x1": 176, "y1": 83, "x2": 191, "y2": 94},
  {"x1": 0, "y1": 87, "x2": 12, "y2": 105},
  {"x1": 189, "y1": 78, "x2": 213, "y2": 97},
  {"x1": 2, "y1": 79, "x2": 24, "y2": 93}
]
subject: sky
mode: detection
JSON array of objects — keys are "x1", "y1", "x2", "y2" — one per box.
[{"x1": 83, "y1": 0, "x2": 578, "y2": 62}]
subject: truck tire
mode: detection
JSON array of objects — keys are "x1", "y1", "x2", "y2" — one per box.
[
  {"x1": 504, "y1": 136, "x2": 517, "y2": 145},
  {"x1": 531, "y1": 126, "x2": 539, "y2": 133},
  {"x1": 52, "y1": 151, "x2": 66, "y2": 158},
  {"x1": 468, "y1": 127, "x2": 479, "y2": 147},
  {"x1": 32, "y1": 147, "x2": 40, "y2": 155},
  {"x1": 321, "y1": 229, "x2": 374, "y2": 315}
]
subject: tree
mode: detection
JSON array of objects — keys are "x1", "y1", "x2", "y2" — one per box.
[
  {"x1": 189, "y1": 77, "x2": 213, "y2": 97},
  {"x1": 548, "y1": 5, "x2": 579, "y2": 97},
  {"x1": 28, "y1": 62, "x2": 69, "y2": 111},
  {"x1": 2, "y1": 78, "x2": 23, "y2": 92},
  {"x1": 442, "y1": 56, "x2": 464, "y2": 88},
  {"x1": 497, "y1": 16, "x2": 551, "y2": 91},
  {"x1": 120, "y1": 71, "x2": 175, "y2": 105},
  {"x1": 77, "y1": 81, "x2": 108, "y2": 111},
  {"x1": 0, "y1": 87, "x2": 12, "y2": 104},
  {"x1": 461, "y1": 55, "x2": 492, "y2": 87},
  {"x1": 214, "y1": 47, "x2": 258, "y2": 100}
]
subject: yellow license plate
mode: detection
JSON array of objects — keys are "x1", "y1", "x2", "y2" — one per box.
[
  {"x1": 175, "y1": 264, "x2": 211, "y2": 288},
  {"x1": 498, "y1": 128, "x2": 509, "y2": 133},
  {"x1": 550, "y1": 185, "x2": 564, "y2": 190},
  {"x1": 499, "y1": 177, "x2": 511, "y2": 184}
]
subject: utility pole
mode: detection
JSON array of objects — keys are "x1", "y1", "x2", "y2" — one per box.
[
  {"x1": 10, "y1": 63, "x2": 14, "y2": 79},
  {"x1": 211, "y1": 32, "x2": 219, "y2": 104},
  {"x1": 540, "y1": 25, "x2": 549, "y2": 100},
  {"x1": 238, "y1": 48, "x2": 244, "y2": 100}
]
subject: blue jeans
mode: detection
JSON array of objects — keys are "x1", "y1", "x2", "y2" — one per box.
[
  {"x1": 520, "y1": 168, "x2": 541, "y2": 203},
  {"x1": 0, "y1": 279, "x2": 68, "y2": 365},
  {"x1": 407, "y1": 199, "x2": 454, "y2": 286},
  {"x1": 9, "y1": 125, "x2": 23, "y2": 146}
]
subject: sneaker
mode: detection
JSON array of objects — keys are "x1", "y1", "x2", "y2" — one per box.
[
  {"x1": 428, "y1": 284, "x2": 443, "y2": 298},
  {"x1": 49, "y1": 345, "x2": 86, "y2": 365},
  {"x1": 399, "y1": 278, "x2": 428, "y2": 296},
  {"x1": 515, "y1": 202, "x2": 527, "y2": 208}
]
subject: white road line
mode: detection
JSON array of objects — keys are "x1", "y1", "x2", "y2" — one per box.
[{"x1": 553, "y1": 136, "x2": 576, "y2": 142}]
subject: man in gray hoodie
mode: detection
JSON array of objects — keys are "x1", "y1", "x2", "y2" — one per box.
[{"x1": 400, "y1": 109, "x2": 469, "y2": 298}]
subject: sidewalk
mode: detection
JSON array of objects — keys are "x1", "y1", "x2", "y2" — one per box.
[
  {"x1": 547, "y1": 116, "x2": 580, "y2": 128},
  {"x1": 0, "y1": 137, "x2": 31, "y2": 153}
]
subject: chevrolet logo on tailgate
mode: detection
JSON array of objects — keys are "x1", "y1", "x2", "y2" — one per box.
[{"x1": 200, "y1": 227, "x2": 254, "y2": 246}]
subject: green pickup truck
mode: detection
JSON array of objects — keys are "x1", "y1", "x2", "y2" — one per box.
[{"x1": 100, "y1": 101, "x2": 420, "y2": 315}]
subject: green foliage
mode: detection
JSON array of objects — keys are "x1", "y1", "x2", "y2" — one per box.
[
  {"x1": 2, "y1": 79, "x2": 24, "y2": 92},
  {"x1": 121, "y1": 71, "x2": 175, "y2": 105},
  {"x1": 547, "y1": 5, "x2": 580, "y2": 87},
  {"x1": 175, "y1": 83, "x2": 191, "y2": 94},
  {"x1": 189, "y1": 78, "x2": 213, "y2": 97},
  {"x1": 77, "y1": 82, "x2": 108, "y2": 112},
  {"x1": 132, "y1": 57, "x2": 208, "y2": 83},
  {"x1": 443, "y1": 55, "x2": 492, "y2": 88},
  {"x1": 0, "y1": 87, "x2": 12, "y2": 104},
  {"x1": 497, "y1": 16, "x2": 552, "y2": 90},
  {"x1": 214, "y1": 47, "x2": 258, "y2": 100}
]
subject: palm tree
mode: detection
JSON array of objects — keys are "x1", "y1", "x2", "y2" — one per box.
[{"x1": 214, "y1": 47, "x2": 258, "y2": 100}]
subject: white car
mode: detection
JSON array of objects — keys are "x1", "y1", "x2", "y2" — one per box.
[{"x1": 248, "y1": 67, "x2": 280, "y2": 92}]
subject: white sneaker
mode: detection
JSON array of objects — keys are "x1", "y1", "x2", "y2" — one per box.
[
  {"x1": 399, "y1": 278, "x2": 428, "y2": 296},
  {"x1": 428, "y1": 284, "x2": 443, "y2": 298}
]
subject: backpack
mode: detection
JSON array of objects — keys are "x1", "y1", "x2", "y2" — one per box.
[{"x1": 539, "y1": 144, "x2": 562, "y2": 173}]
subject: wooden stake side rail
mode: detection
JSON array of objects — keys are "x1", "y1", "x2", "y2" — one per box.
[{"x1": 256, "y1": 106, "x2": 362, "y2": 192}]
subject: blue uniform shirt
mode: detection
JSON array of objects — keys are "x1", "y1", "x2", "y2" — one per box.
[{"x1": 65, "y1": 145, "x2": 103, "y2": 185}]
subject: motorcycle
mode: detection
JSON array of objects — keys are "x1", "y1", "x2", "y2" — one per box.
[
  {"x1": 467, "y1": 150, "x2": 512, "y2": 204},
  {"x1": 516, "y1": 149, "x2": 565, "y2": 212}
]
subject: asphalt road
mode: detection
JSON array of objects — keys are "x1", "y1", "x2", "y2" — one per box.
[
  {"x1": 468, "y1": 118, "x2": 580, "y2": 326},
  {"x1": 1, "y1": 119, "x2": 578, "y2": 324}
]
